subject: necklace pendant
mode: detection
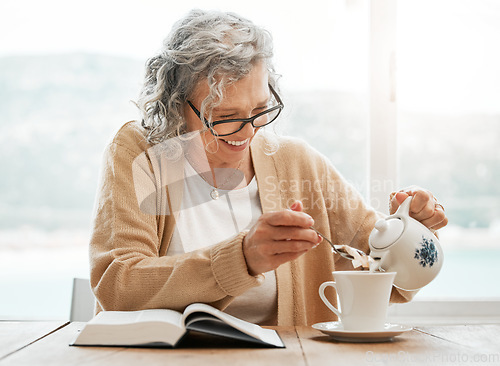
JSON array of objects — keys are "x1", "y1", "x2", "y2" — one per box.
[{"x1": 210, "y1": 188, "x2": 220, "y2": 200}]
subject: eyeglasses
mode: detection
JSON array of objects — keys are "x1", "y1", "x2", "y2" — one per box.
[{"x1": 187, "y1": 84, "x2": 284, "y2": 137}]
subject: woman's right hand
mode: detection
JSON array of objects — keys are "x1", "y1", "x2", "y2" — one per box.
[{"x1": 243, "y1": 200, "x2": 322, "y2": 276}]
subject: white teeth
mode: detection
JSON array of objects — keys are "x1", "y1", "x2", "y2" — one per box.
[{"x1": 224, "y1": 139, "x2": 248, "y2": 146}]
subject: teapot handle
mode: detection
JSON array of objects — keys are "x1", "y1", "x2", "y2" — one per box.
[{"x1": 395, "y1": 196, "x2": 413, "y2": 216}]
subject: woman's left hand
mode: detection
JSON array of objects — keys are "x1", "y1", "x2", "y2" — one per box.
[{"x1": 389, "y1": 186, "x2": 448, "y2": 231}]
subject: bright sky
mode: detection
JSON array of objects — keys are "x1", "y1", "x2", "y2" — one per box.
[
  {"x1": 397, "y1": 0, "x2": 500, "y2": 114},
  {"x1": 0, "y1": 0, "x2": 371, "y2": 93},
  {"x1": 1, "y1": 0, "x2": 499, "y2": 114}
]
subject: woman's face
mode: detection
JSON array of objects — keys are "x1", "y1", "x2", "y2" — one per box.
[{"x1": 184, "y1": 61, "x2": 270, "y2": 167}]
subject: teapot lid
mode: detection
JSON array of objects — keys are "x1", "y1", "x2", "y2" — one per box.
[{"x1": 369, "y1": 218, "x2": 404, "y2": 250}]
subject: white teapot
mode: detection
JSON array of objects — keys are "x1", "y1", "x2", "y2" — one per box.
[{"x1": 368, "y1": 196, "x2": 443, "y2": 290}]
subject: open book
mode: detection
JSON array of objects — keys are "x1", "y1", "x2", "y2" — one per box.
[{"x1": 70, "y1": 303, "x2": 284, "y2": 348}]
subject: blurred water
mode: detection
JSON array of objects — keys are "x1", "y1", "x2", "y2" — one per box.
[
  {"x1": 1, "y1": 247, "x2": 499, "y2": 320},
  {"x1": 0, "y1": 245, "x2": 89, "y2": 320},
  {"x1": 415, "y1": 248, "x2": 500, "y2": 299}
]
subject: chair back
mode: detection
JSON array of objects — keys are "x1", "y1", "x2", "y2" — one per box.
[{"x1": 70, "y1": 278, "x2": 95, "y2": 322}]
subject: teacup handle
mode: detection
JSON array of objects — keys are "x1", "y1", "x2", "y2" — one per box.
[{"x1": 319, "y1": 281, "x2": 341, "y2": 319}]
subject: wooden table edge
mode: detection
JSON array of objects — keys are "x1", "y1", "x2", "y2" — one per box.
[{"x1": 0, "y1": 321, "x2": 70, "y2": 361}]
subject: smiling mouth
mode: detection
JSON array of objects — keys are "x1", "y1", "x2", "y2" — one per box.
[{"x1": 221, "y1": 138, "x2": 249, "y2": 146}]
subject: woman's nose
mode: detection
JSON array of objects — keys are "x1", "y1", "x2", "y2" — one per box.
[{"x1": 238, "y1": 121, "x2": 257, "y2": 138}]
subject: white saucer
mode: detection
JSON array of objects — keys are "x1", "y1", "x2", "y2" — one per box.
[{"x1": 311, "y1": 322, "x2": 413, "y2": 343}]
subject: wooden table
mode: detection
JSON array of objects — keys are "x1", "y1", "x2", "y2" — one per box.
[
  {"x1": 0, "y1": 321, "x2": 68, "y2": 360},
  {"x1": 1, "y1": 322, "x2": 499, "y2": 365}
]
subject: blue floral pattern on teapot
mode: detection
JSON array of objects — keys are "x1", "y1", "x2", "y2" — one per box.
[{"x1": 414, "y1": 235, "x2": 438, "y2": 268}]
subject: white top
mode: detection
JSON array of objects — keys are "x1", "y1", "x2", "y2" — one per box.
[{"x1": 167, "y1": 160, "x2": 277, "y2": 325}]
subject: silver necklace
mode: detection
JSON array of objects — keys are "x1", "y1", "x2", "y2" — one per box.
[{"x1": 186, "y1": 154, "x2": 246, "y2": 200}]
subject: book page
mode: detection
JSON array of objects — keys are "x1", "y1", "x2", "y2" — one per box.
[
  {"x1": 90, "y1": 309, "x2": 183, "y2": 328},
  {"x1": 182, "y1": 303, "x2": 284, "y2": 348},
  {"x1": 72, "y1": 309, "x2": 185, "y2": 347},
  {"x1": 136, "y1": 309, "x2": 184, "y2": 328}
]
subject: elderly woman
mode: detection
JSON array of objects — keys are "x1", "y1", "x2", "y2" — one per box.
[{"x1": 89, "y1": 9, "x2": 448, "y2": 326}]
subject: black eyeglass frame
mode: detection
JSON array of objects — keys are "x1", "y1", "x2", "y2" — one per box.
[{"x1": 187, "y1": 84, "x2": 284, "y2": 137}]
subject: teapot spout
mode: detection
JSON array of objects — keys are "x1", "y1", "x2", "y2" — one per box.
[
  {"x1": 395, "y1": 196, "x2": 413, "y2": 217},
  {"x1": 369, "y1": 250, "x2": 389, "y2": 271}
]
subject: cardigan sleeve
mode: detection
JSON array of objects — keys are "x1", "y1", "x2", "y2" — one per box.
[{"x1": 89, "y1": 137, "x2": 261, "y2": 313}]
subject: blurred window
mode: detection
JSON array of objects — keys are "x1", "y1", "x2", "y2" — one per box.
[
  {"x1": 397, "y1": 0, "x2": 500, "y2": 298},
  {"x1": 1, "y1": 0, "x2": 497, "y2": 320}
]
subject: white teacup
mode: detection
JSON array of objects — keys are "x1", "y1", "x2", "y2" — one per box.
[{"x1": 319, "y1": 271, "x2": 396, "y2": 331}]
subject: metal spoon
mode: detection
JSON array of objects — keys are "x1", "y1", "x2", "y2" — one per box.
[{"x1": 309, "y1": 226, "x2": 368, "y2": 262}]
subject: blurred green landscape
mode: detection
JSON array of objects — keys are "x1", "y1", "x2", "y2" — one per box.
[
  {"x1": 1, "y1": 53, "x2": 498, "y2": 233},
  {"x1": 0, "y1": 54, "x2": 142, "y2": 230},
  {"x1": 0, "y1": 53, "x2": 499, "y2": 320}
]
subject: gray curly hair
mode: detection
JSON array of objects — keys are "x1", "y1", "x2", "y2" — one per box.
[{"x1": 136, "y1": 9, "x2": 279, "y2": 144}]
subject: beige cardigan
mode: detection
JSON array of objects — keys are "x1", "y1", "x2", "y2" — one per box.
[{"x1": 89, "y1": 121, "x2": 414, "y2": 326}]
